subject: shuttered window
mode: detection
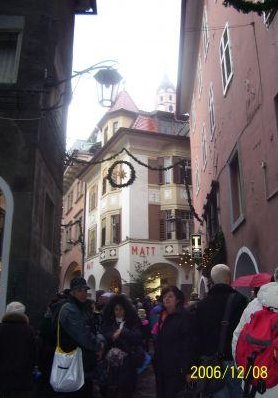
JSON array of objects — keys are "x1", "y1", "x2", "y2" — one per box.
[
  {"x1": 101, "y1": 218, "x2": 106, "y2": 246},
  {"x1": 176, "y1": 210, "x2": 193, "y2": 240},
  {"x1": 149, "y1": 204, "x2": 160, "y2": 240},
  {"x1": 173, "y1": 158, "x2": 192, "y2": 185},
  {"x1": 88, "y1": 228, "x2": 97, "y2": 256},
  {"x1": 89, "y1": 185, "x2": 98, "y2": 211}
]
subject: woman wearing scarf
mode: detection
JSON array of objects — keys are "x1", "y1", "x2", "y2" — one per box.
[{"x1": 153, "y1": 286, "x2": 197, "y2": 398}]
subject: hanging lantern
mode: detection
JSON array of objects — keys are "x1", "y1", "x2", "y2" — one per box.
[{"x1": 94, "y1": 68, "x2": 122, "y2": 107}]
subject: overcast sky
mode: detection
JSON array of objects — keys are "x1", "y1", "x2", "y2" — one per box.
[{"x1": 66, "y1": 0, "x2": 181, "y2": 148}]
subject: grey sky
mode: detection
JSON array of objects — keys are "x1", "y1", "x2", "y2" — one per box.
[{"x1": 67, "y1": 0, "x2": 181, "y2": 148}]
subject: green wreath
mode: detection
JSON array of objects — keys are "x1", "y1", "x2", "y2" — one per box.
[
  {"x1": 107, "y1": 160, "x2": 136, "y2": 188},
  {"x1": 223, "y1": 0, "x2": 278, "y2": 15}
]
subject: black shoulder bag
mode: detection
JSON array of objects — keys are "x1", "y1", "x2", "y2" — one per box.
[{"x1": 196, "y1": 292, "x2": 236, "y2": 395}]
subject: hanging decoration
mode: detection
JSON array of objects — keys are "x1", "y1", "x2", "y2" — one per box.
[
  {"x1": 65, "y1": 147, "x2": 204, "y2": 225},
  {"x1": 201, "y1": 231, "x2": 227, "y2": 278},
  {"x1": 223, "y1": 0, "x2": 278, "y2": 15},
  {"x1": 107, "y1": 160, "x2": 136, "y2": 188}
]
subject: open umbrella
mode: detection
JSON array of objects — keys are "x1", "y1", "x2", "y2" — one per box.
[{"x1": 232, "y1": 273, "x2": 272, "y2": 288}]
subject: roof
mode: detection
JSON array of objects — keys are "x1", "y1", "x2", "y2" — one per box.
[
  {"x1": 157, "y1": 74, "x2": 175, "y2": 92},
  {"x1": 132, "y1": 115, "x2": 158, "y2": 132},
  {"x1": 109, "y1": 90, "x2": 139, "y2": 113}
]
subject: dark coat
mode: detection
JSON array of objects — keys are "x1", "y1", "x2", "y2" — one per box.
[
  {"x1": 101, "y1": 316, "x2": 143, "y2": 392},
  {"x1": 0, "y1": 313, "x2": 35, "y2": 392},
  {"x1": 59, "y1": 296, "x2": 97, "y2": 374},
  {"x1": 154, "y1": 308, "x2": 197, "y2": 398},
  {"x1": 195, "y1": 283, "x2": 248, "y2": 360}
]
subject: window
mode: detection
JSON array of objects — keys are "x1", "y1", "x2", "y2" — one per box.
[
  {"x1": 101, "y1": 218, "x2": 106, "y2": 246},
  {"x1": 201, "y1": 124, "x2": 207, "y2": 170},
  {"x1": 169, "y1": 105, "x2": 173, "y2": 112},
  {"x1": 263, "y1": 2, "x2": 277, "y2": 28},
  {"x1": 102, "y1": 171, "x2": 107, "y2": 195},
  {"x1": 76, "y1": 180, "x2": 83, "y2": 201},
  {"x1": 0, "y1": 16, "x2": 23, "y2": 85},
  {"x1": 113, "y1": 121, "x2": 118, "y2": 134},
  {"x1": 88, "y1": 228, "x2": 97, "y2": 256},
  {"x1": 164, "y1": 157, "x2": 172, "y2": 184},
  {"x1": 43, "y1": 194, "x2": 54, "y2": 251},
  {"x1": 174, "y1": 158, "x2": 192, "y2": 185},
  {"x1": 229, "y1": 150, "x2": 244, "y2": 227},
  {"x1": 202, "y1": 6, "x2": 209, "y2": 59},
  {"x1": 205, "y1": 185, "x2": 219, "y2": 242},
  {"x1": 160, "y1": 96, "x2": 163, "y2": 102},
  {"x1": 65, "y1": 225, "x2": 72, "y2": 251},
  {"x1": 208, "y1": 83, "x2": 216, "y2": 139},
  {"x1": 195, "y1": 160, "x2": 200, "y2": 196},
  {"x1": 220, "y1": 23, "x2": 233, "y2": 95},
  {"x1": 89, "y1": 185, "x2": 98, "y2": 211},
  {"x1": 74, "y1": 216, "x2": 82, "y2": 241},
  {"x1": 169, "y1": 95, "x2": 172, "y2": 101},
  {"x1": 111, "y1": 214, "x2": 121, "y2": 244},
  {"x1": 198, "y1": 55, "x2": 203, "y2": 98},
  {"x1": 165, "y1": 210, "x2": 173, "y2": 240},
  {"x1": 191, "y1": 97, "x2": 196, "y2": 133},
  {"x1": 67, "y1": 191, "x2": 73, "y2": 212},
  {"x1": 103, "y1": 127, "x2": 108, "y2": 145},
  {"x1": 176, "y1": 210, "x2": 193, "y2": 240},
  {"x1": 274, "y1": 93, "x2": 278, "y2": 132}
]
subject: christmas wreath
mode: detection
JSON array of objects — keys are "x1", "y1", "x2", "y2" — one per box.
[
  {"x1": 223, "y1": 0, "x2": 278, "y2": 15},
  {"x1": 107, "y1": 160, "x2": 136, "y2": 188}
]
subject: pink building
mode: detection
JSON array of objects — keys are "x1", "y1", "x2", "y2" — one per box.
[{"x1": 177, "y1": 0, "x2": 278, "y2": 293}]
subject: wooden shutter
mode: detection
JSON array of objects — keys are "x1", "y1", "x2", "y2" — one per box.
[
  {"x1": 160, "y1": 210, "x2": 166, "y2": 241},
  {"x1": 149, "y1": 205, "x2": 160, "y2": 240},
  {"x1": 158, "y1": 157, "x2": 164, "y2": 185},
  {"x1": 148, "y1": 159, "x2": 159, "y2": 184},
  {"x1": 115, "y1": 214, "x2": 121, "y2": 244}
]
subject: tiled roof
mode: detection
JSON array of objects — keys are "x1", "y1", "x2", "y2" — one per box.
[
  {"x1": 132, "y1": 115, "x2": 158, "y2": 132},
  {"x1": 109, "y1": 90, "x2": 139, "y2": 113}
]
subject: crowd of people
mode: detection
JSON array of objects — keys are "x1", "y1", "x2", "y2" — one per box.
[{"x1": 0, "y1": 264, "x2": 277, "y2": 398}]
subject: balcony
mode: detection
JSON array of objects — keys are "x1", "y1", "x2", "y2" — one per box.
[
  {"x1": 99, "y1": 245, "x2": 119, "y2": 264},
  {"x1": 162, "y1": 242, "x2": 189, "y2": 258}
]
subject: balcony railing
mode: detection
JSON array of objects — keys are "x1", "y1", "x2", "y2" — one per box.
[{"x1": 99, "y1": 245, "x2": 119, "y2": 264}]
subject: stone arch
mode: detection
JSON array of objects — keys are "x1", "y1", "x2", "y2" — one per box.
[
  {"x1": 143, "y1": 262, "x2": 179, "y2": 299},
  {"x1": 0, "y1": 177, "x2": 14, "y2": 318},
  {"x1": 234, "y1": 246, "x2": 259, "y2": 279},
  {"x1": 99, "y1": 268, "x2": 122, "y2": 293},
  {"x1": 63, "y1": 261, "x2": 82, "y2": 289},
  {"x1": 87, "y1": 275, "x2": 96, "y2": 300},
  {"x1": 234, "y1": 246, "x2": 259, "y2": 298}
]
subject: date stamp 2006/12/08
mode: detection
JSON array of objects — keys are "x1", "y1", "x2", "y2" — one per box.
[{"x1": 190, "y1": 366, "x2": 268, "y2": 380}]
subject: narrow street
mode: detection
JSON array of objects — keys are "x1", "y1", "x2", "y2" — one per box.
[{"x1": 134, "y1": 367, "x2": 156, "y2": 398}]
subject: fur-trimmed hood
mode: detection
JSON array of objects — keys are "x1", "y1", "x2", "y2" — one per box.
[
  {"x1": 1, "y1": 312, "x2": 29, "y2": 324},
  {"x1": 257, "y1": 282, "x2": 278, "y2": 310}
]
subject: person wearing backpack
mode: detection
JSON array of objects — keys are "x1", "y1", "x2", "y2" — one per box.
[
  {"x1": 195, "y1": 264, "x2": 247, "y2": 398},
  {"x1": 235, "y1": 282, "x2": 278, "y2": 398}
]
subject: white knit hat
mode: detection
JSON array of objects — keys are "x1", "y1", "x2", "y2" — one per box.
[{"x1": 6, "y1": 301, "x2": 26, "y2": 314}]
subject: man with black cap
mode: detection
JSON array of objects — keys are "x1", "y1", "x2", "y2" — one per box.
[{"x1": 58, "y1": 277, "x2": 97, "y2": 397}]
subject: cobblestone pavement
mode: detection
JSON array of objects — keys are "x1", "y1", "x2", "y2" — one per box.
[{"x1": 134, "y1": 366, "x2": 156, "y2": 398}]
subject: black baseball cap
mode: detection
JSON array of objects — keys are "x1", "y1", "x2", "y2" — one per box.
[{"x1": 70, "y1": 277, "x2": 90, "y2": 291}]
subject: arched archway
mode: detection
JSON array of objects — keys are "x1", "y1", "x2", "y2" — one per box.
[
  {"x1": 99, "y1": 268, "x2": 122, "y2": 293},
  {"x1": 0, "y1": 177, "x2": 14, "y2": 318},
  {"x1": 234, "y1": 246, "x2": 259, "y2": 298},
  {"x1": 87, "y1": 275, "x2": 96, "y2": 300},
  {"x1": 63, "y1": 262, "x2": 82, "y2": 289},
  {"x1": 144, "y1": 262, "x2": 178, "y2": 299}
]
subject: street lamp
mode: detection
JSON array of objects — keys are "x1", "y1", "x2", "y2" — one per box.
[{"x1": 94, "y1": 68, "x2": 123, "y2": 107}]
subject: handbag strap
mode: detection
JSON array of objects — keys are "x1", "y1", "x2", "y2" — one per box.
[
  {"x1": 217, "y1": 292, "x2": 236, "y2": 357},
  {"x1": 56, "y1": 304, "x2": 67, "y2": 350}
]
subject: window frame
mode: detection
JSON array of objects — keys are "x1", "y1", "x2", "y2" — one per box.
[
  {"x1": 202, "y1": 6, "x2": 209, "y2": 60},
  {"x1": 208, "y1": 82, "x2": 216, "y2": 140},
  {"x1": 201, "y1": 123, "x2": 207, "y2": 170},
  {"x1": 228, "y1": 147, "x2": 245, "y2": 232},
  {"x1": 87, "y1": 226, "x2": 97, "y2": 257},
  {"x1": 219, "y1": 22, "x2": 233, "y2": 96}
]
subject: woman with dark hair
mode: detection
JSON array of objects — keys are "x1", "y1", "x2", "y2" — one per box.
[
  {"x1": 153, "y1": 286, "x2": 196, "y2": 398},
  {"x1": 101, "y1": 294, "x2": 143, "y2": 398}
]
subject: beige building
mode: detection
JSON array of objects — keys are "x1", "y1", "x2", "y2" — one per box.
[{"x1": 78, "y1": 90, "x2": 194, "y2": 299}]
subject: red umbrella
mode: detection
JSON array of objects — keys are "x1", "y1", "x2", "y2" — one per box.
[{"x1": 232, "y1": 273, "x2": 272, "y2": 288}]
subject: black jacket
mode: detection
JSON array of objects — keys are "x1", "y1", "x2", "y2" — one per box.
[
  {"x1": 195, "y1": 284, "x2": 247, "y2": 360},
  {"x1": 154, "y1": 308, "x2": 197, "y2": 377},
  {"x1": 59, "y1": 296, "x2": 97, "y2": 373},
  {"x1": 0, "y1": 313, "x2": 35, "y2": 392}
]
